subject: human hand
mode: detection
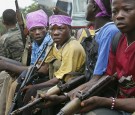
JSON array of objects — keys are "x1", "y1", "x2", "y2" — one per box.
[
  {"x1": 30, "y1": 95, "x2": 42, "y2": 114},
  {"x1": 79, "y1": 96, "x2": 109, "y2": 113},
  {"x1": 68, "y1": 81, "x2": 96, "y2": 100},
  {"x1": 67, "y1": 84, "x2": 87, "y2": 100},
  {"x1": 37, "y1": 94, "x2": 69, "y2": 108},
  {"x1": 21, "y1": 84, "x2": 33, "y2": 93}
]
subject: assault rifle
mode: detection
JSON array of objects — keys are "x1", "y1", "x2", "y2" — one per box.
[
  {"x1": 15, "y1": 0, "x2": 27, "y2": 46},
  {"x1": 57, "y1": 73, "x2": 117, "y2": 115},
  {"x1": 15, "y1": 0, "x2": 32, "y2": 65},
  {"x1": 8, "y1": 41, "x2": 53, "y2": 115},
  {"x1": 10, "y1": 74, "x2": 86, "y2": 115}
]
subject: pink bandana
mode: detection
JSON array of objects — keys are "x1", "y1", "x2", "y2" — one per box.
[
  {"x1": 26, "y1": 9, "x2": 48, "y2": 30},
  {"x1": 49, "y1": 15, "x2": 72, "y2": 26},
  {"x1": 94, "y1": 0, "x2": 111, "y2": 17}
]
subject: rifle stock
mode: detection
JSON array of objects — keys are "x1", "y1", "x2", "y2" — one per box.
[
  {"x1": 57, "y1": 74, "x2": 117, "y2": 115},
  {"x1": 10, "y1": 75, "x2": 86, "y2": 115}
]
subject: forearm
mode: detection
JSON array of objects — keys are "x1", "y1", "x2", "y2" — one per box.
[
  {"x1": 5, "y1": 61, "x2": 28, "y2": 74},
  {"x1": 38, "y1": 63, "x2": 49, "y2": 75},
  {"x1": 36, "y1": 77, "x2": 59, "y2": 87},
  {"x1": 0, "y1": 56, "x2": 22, "y2": 66},
  {"x1": 115, "y1": 98, "x2": 135, "y2": 113},
  {"x1": 68, "y1": 82, "x2": 89, "y2": 97},
  {"x1": 76, "y1": 75, "x2": 101, "y2": 90},
  {"x1": 97, "y1": 97, "x2": 135, "y2": 113},
  {"x1": 80, "y1": 96, "x2": 135, "y2": 114},
  {"x1": 68, "y1": 75, "x2": 101, "y2": 98}
]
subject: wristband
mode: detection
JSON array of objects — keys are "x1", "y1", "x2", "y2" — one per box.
[{"x1": 110, "y1": 97, "x2": 116, "y2": 110}]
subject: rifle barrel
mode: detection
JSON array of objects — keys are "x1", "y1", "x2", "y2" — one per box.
[
  {"x1": 10, "y1": 85, "x2": 61, "y2": 114},
  {"x1": 15, "y1": 0, "x2": 26, "y2": 46},
  {"x1": 57, "y1": 74, "x2": 117, "y2": 115},
  {"x1": 9, "y1": 42, "x2": 53, "y2": 114},
  {"x1": 10, "y1": 75, "x2": 86, "y2": 114},
  {"x1": 10, "y1": 97, "x2": 42, "y2": 115}
]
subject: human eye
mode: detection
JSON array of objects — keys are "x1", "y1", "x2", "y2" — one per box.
[
  {"x1": 112, "y1": 9, "x2": 117, "y2": 15},
  {"x1": 57, "y1": 26, "x2": 64, "y2": 31},
  {"x1": 60, "y1": 27, "x2": 64, "y2": 30},
  {"x1": 124, "y1": 7, "x2": 132, "y2": 12},
  {"x1": 39, "y1": 27, "x2": 44, "y2": 30},
  {"x1": 30, "y1": 28, "x2": 36, "y2": 33}
]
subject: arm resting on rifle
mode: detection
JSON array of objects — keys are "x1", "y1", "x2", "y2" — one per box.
[
  {"x1": 0, "y1": 60, "x2": 49, "y2": 75},
  {"x1": 0, "y1": 60, "x2": 28, "y2": 74},
  {"x1": 67, "y1": 75, "x2": 101, "y2": 99},
  {"x1": 57, "y1": 74, "x2": 117, "y2": 115},
  {"x1": 35, "y1": 77, "x2": 59, "y2": 88},
  {"x1": 40, "y1": 94, "x2": 69, "y2": 108},
  {"x1": 80, "y1": 96, "x2": 135, "y2": 113},
  {"x1": 0, "y1": 56, "x2": 22, "y2": 66},
  {"x1": 10, "y1": 75, "x2": 86, "y2": 114}
]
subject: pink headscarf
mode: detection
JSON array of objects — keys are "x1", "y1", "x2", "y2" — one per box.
[
  {"x1": 94, "y1": 0, "x2": 111, "y2": 17},
  {"x1": 49, "y1": 15, "x2": 72, "y2": 26},
  {"x1": 26, "y1": 9, "x2": 48, "y2": 30}
]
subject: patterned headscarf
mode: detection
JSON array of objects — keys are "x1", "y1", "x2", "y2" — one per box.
[
  {"x1": 26, "y1": 9, "x2": 48, "y2": 30},
  {"x1": 94, "y1": 0, "x2": 111, "y2": 17},
  {"x1": 49, "y1": 15, "x2": 72, "y2": 26}
]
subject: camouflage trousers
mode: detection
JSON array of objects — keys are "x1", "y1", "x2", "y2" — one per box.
[
  {"x1": 5, "y1": 80, "x2": 18, "y2": 115},
  {"x1": 0, "y1": 71, "x2": 14, "y2": 115}
]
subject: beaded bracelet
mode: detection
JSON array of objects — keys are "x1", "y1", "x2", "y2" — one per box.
[{"x1": 110, "y1": 97, "x2": 116, "y2": 110}]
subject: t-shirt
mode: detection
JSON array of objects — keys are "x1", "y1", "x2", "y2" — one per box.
[
  {"x1": 93, "y1": 22, "x2": 119, "y2": 75},
  {"x1": 106, "y1": 34, "x2": 135, "y2": 98},
  {"x1": 45, "y1": 38, "x2": 86, "y2": 81}
]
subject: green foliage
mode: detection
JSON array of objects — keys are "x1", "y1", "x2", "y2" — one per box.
[
  {"x1": 39, "y1": 5, "x2": 53, "y2": 17},
  {"x1": 21, "y1": 1, "x2": 53, "y2": 18},
  {"x1": 21, "y1": 1, "x2": 39, "y2": 18}
]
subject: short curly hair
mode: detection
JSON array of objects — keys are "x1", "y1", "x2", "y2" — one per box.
[{"x1": 2, "y1": 9, "x2": 17, "y2": 25}]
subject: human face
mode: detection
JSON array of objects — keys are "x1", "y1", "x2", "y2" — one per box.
[
  {"x1": 85, "y1": 0, "x2": 96, "y2": 21},
  {"x1": 49, "y1": 24, "x2": 71, "y2": 48},
  {"x1": 112, "y1": 0, "x2": 135, "y2": 33},
  {"x1": 29, "y1": 26, "x2": 47, "y2": 45}
]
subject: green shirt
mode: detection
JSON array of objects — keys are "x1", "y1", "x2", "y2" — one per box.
[{"x1": 0, "y1": 27, "x2": 24, "y2": 61}]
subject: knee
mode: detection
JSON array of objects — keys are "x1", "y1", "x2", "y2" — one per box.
[{"x1": 11, "y1": 80, "x2": 18, "y2": 89}]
